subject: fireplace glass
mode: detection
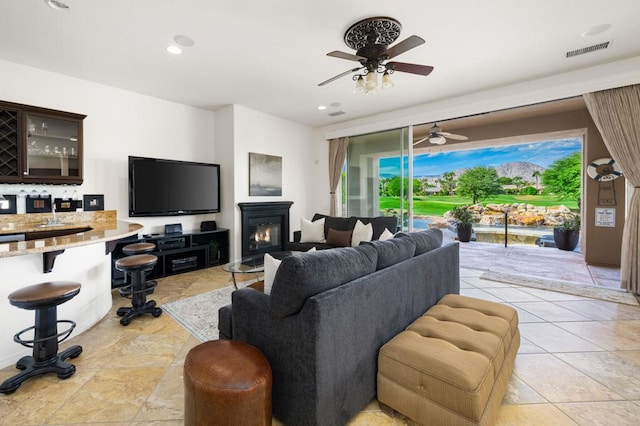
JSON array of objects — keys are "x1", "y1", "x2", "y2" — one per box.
[{"x1": 248, "y1": 223, "x2": 281, "y2": 252}]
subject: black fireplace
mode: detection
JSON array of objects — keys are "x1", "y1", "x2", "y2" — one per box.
[{"x1": 238, "y1": 202, "x2": 293, "y2": 258}]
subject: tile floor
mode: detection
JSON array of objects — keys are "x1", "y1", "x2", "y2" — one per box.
[{"x1": 1, "y1": 264, "x2": 639, "y2": 425}]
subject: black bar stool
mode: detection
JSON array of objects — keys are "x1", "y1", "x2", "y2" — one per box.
[
  {"x1": 115, "y1": 254, "x2": 162, "y2": 326},
  {"x1": 121, "y1": 242, "x2": 157, "y2": 295},
  {"x1": 0, "y1": 281, "x2": 83, "y2": 395}
]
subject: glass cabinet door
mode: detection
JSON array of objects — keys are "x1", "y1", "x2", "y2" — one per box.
[{"x1": 25, "y1": 113, "x2": 81, "y2": 182}]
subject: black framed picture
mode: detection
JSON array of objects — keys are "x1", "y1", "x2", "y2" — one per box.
[
  {"x1": 83, "y1": 194, "x2": 104, "y2": 211},
  {"x1": 26, "y1": 195, "x2": 52, "y2": 213},
  {"x1": 54, "y1": 198, "x2": 83, "y2": 212},
  {"x1": 0, "y1": 195, "x2": 17, "y2": 215}
]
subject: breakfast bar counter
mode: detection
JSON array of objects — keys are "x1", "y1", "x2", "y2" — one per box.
[
  {"x1": 0, "y1": 210, "x2": 143, "y2": 368},
  {"x1": 0, "y1": 210, "x2": 142, "y2": 258}
]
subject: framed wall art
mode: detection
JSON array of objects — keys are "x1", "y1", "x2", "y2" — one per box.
[
  {"x1": 249, "y1": 152, "x2": 282, "y2": 196},
  {"x1": 83, "y1": 194, "x2": 104, "y2": 211},
  {"x1": 0, "y1": 195, "x2": 17, "y2": 214}
]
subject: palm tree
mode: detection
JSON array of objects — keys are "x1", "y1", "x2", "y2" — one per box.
[
  {"x1": 532, "y1": 170, "x2": 541, "y2": 190},
  {"x1": 512, "y1": 176, "x2": 525, "y2": 193}
]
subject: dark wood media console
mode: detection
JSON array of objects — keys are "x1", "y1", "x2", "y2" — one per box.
[{"x1": 110, "y1": 228, "x2": 229, "y2": 287}]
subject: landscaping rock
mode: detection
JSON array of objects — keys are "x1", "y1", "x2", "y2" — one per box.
[{"x1": 444, "y1": 203, "x2": 574, "y2": 228}]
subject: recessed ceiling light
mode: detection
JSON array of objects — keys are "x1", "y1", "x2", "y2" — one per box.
[
  {"x1": 44, "y1": 0, "x2": 70, "y2": 11},
  {"x1": 317, "y1": 105, "x2": 327, "y2": 110},
  {"x1": 166, "y1": 45, "x2": 182, "y2": 55},
  {"x1": 174, "y1": 35, "x2": 195, "y2": 47},
  {"x1": 330, "y1": 102, "x2": 341, "y2": 107},
  {"x1": 582, "y1": 24, "x2": 612, "y2": 37}
]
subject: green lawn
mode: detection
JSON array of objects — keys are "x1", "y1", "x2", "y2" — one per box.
[{"x1": 379, "y1": 195, "x2": 579, "y2": 217}]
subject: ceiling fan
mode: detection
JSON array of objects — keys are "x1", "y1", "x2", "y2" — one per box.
[
  {"x1": 318, "y1": 17, "x2": 434, "y2": 91},
  {"x1": 413, "y1": 123, "x2": 469, "y2": 145}
]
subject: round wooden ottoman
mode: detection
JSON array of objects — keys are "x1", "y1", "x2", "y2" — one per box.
[{"x1": 184, "y1": 340, "x2": 272, "y2": 426}]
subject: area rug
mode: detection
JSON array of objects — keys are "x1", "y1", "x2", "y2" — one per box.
[
  {"x1": 480, "y1": 270, "x2": 639, "y2": 306},
  {"x1": 162, "y1": 286, "x2": 234, "y2": 341}
]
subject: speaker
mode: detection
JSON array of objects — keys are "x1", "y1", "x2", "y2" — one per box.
[
  {"x1": 164, "y1": 223, "x2": 183, "y2": 235},
  {"x1": 200, "y1": 220, "x2": 217, "y2": 231}
]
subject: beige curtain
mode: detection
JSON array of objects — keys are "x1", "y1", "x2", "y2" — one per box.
[
  {"x1": 328, "y1": 137, "x2": 348, "y2": 216},
  {"x1": 584, "y1": 84, "x2": 640, "y2": 295}
]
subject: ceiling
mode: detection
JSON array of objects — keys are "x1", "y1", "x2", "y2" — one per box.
[
  {"x1": 412, "y1": 96, "x2": 587, "y2": 142},
  {"x1": 1, "y1": 1, "x2": 639, "y2": 128}
]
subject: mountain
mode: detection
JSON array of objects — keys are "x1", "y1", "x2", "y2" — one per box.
[{"x1": 494, "y1": 161, "x2": 544, "y2": 179}]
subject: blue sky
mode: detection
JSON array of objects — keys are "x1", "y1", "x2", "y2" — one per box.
[{"x1": 379, "y1": 138, "x2": 582, "y2": 178}]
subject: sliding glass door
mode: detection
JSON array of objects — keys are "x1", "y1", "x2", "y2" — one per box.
[{"x1": 346, "y1": 128, "x2": 410, "y2": 231}]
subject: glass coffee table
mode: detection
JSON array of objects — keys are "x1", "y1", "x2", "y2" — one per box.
[
  {"x1": 222, "y1": 256, "x2": 264, "y2": 289},
  {"x1": 222, "y1": 251, "x2": 301, "y2": 289}
]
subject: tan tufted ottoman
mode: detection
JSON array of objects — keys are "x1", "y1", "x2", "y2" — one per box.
[
  {"x1": 184, "y1": 340, "x2": 272, "y2": 426},
  {"x1": 378, "y1": 294, "x2": 520, "y2": 426}
]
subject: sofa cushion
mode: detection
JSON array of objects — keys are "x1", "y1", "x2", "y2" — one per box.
[
  {"x1": 395, "y1": 228, "x2": 443, "y2": 255},
  {"x1": 351, "y1": 220, "x2": 373, "y2": 246},
  {"x1": 359, "y1": 216, "x2": 398, "y2": 240},
  {"x1": 326, "y1": 228, "x2": 353, "y2": 247},
  {"x1": 270, "y1": 244, "x2": 378, "y2": 317},
  {"x1": 300, "y1": 217, "x2": 325, "y2": 243},
  {"x1": 361, "y1": 237, "x2": 416, "y2": 270}
]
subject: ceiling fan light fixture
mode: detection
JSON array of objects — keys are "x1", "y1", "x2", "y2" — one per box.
[
  {"x1": 429, "y1": 135, "x2": 446, "y2": 145},
  {"x1": 365, "y1": 72, "x2": 378, "y2": 91},
  {"x1": 353, "y1": 75, "x2": 366, "y2": 94},
  {"x1": 382, "y1": 71, "x2": 394, "y2": 89},
  {"x1": 320, "y1": 17, "x2": 433, "y2": 93}
]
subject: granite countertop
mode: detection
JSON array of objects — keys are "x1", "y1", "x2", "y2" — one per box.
[{"x1": 0, "y1": 210, "x2": 143, "y2": 259}]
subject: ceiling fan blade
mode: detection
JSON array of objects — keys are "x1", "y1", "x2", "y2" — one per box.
[
  {"x1": 383, "y1": 35, "x2": 425, "y2": 59},
  {"x1": 386, "y1": 61, "x2": 434, "y2": 76},
  {"x1": 413, "y1": 137, "x2": 428, "y2": 146},
  {"x1": 439, "y1": 132, "x2": 468, "y2": 141},
  {"x1": 327, "y1": 51, "x2": 367, "y2": 62},
  {"x1": 318, "y1": 67, "x2": 361, "y2": 86}
]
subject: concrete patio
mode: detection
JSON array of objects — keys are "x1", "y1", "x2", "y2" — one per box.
[{"x1": 448, "y1": 234, "x2": 622, "y2": 289}]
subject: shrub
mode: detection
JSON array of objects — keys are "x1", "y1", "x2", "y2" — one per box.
[
  {"x1": 452, "y1": 206, "x2": 473, "y2": 224},
  {"x1": 559, "y1": 213, "x2": 580, "y2": 231}
]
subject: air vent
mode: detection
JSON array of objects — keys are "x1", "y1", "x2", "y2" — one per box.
[
  {"x1": 328, "y1": 111, "x2": 346, "y2": 117},
  {"x1": 566, "y1": 41, "x2": 611, "y2": 58}
]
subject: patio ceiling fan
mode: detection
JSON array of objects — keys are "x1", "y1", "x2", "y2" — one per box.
[{"x1": 413, "y1": 123, "x2": 469, "y2": 146}]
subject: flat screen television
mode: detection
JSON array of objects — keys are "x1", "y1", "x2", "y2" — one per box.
[{"x1": 129, "y1": 156, "x2": 221, "y2": 217}]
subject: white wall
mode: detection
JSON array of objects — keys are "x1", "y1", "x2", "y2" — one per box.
[
  {"x1": 214, "y1": 105, "x2": 236, "y2": 247},
  {"x1": 223, "y1": 105, "x2": 315, "y2": 259},
  {"x1": 0, "y1": 59, "x2": 218, "y2": 234}
]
